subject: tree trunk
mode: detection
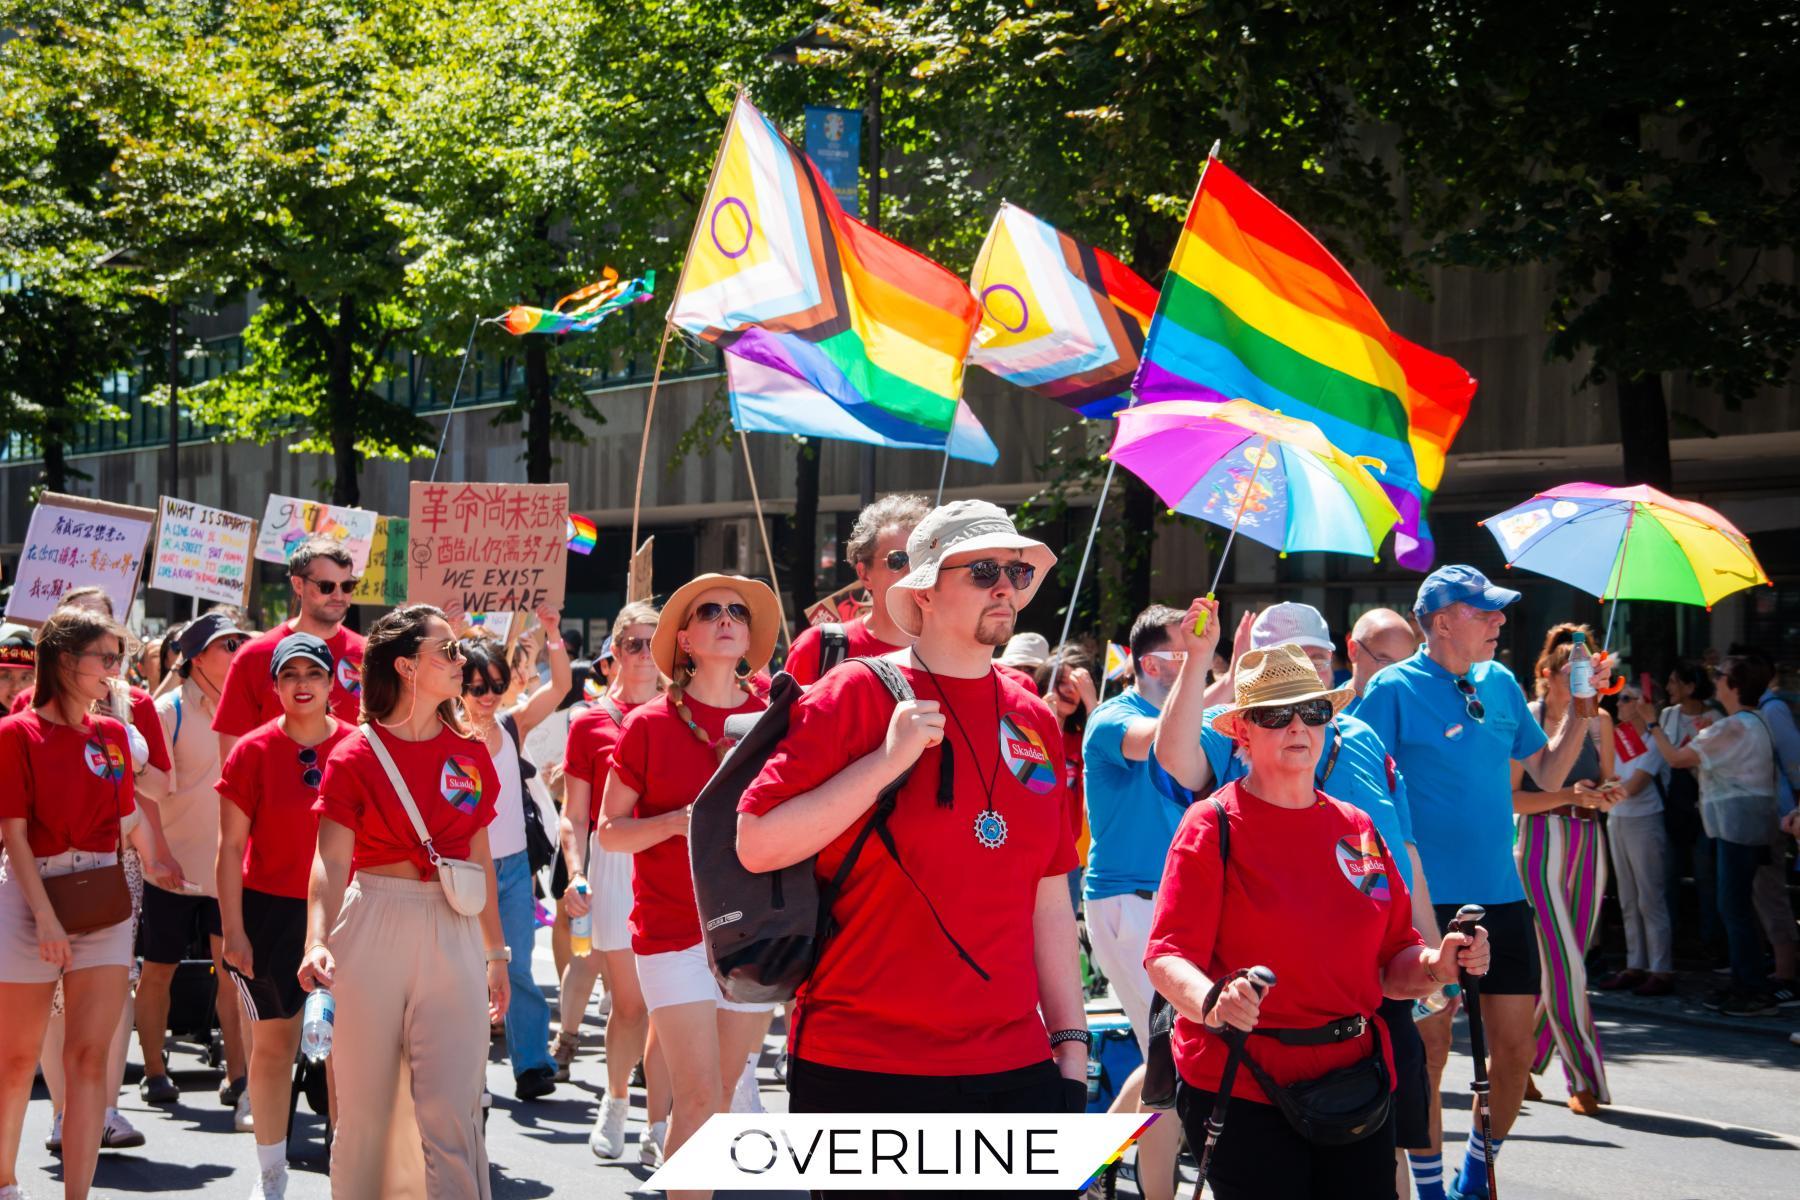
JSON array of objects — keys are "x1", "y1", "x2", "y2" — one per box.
[
  {"x1": 328, "y1": 297, "x2": 360, "y2": 507},
  {"x1": 525, "y1": 339, "x2": 552, "y2": 483},
  {"x1": 1617, "y1": 371, "x2": 1676, "y2": 679},
  {"x1": 790, "y1": 439, "x2": 820, "y2": 612},
  {"x1": 40, "y1": 432, "x2": 67, "y2": 496}
]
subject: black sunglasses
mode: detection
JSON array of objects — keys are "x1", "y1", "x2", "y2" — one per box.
[
  {"x1": 942, "y1": 559, "x2": 1036, "y2": 591},
  {"x1": 304, "y1": 576, "x2": 360, "y2": 596},
  {"x1": 884, "y1": 549, "x2": 909, "y2": 571},
  {"x1": 612, "y1": 635, "x2": 653, "y2": 656},
  {"x1": 1455, "y1": 675, "x2": 1486, "y2": 723},
  {"x1": 298, "y1": 746, "x2": 323, "y2": 789},
  {"x1": 466, "y1": 677, "x2": 504, "y2": 698},
  {"x1": 693, "y1": 602, "x2": 752, "y2": 625},
  {"x1": 1241, "y1": 697, "x2": 1336, "y2": 730}
]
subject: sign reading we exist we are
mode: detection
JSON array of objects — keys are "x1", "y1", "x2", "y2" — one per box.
[{"x1": 405, "y1": 482, "x2": 568, "y2": 614}]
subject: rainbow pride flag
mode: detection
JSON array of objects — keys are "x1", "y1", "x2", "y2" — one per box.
[
  {"x1": 968, "y1": 203, "x2": 1157, "y2": 418},
  {"x1": 1133, "y1": 157, "x2": 1475, "y2": 569},
  {"x1": 499, "y1": 268, "x2": 655, "y2": 336},
  {"x1": 668, "y1": 95, "x2": 982, "y2": 453},
  {"x1": 565, "y1": 513, "x2": 597, "y2": 555}
]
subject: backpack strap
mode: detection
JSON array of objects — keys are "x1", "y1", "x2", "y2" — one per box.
[
  {"x1": 818, "y1": 624, "x2": 850, "y2": 676},
  {"x1": 499, "y1": 711, "x2": 537, "y2": 783},
  {"x1": 600, "y1": 694, "x2": 628, "y2": 728}
]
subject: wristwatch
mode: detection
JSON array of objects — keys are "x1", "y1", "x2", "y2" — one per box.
[{"x1": 485, "y1": 946, "x2": 512, "y2": 964}]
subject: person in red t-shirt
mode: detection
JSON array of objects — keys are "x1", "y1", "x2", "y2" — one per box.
[
  {"x1": 738, "y1": 499, "x2": 1088, "y2": 1160},
  {"x1": 1144, "y1": 639, "x2": 1489, "y2": 1200},
  {"x1": 784, "y1": 494, "x2": 928, "y2": 686},
  {"x1": 596, "y1": 574, "x2": 775, "y2": 1182},
  {"x1": 296, "y1": 605, "x2": 508, "y2": 1199},
  {"x1": 558, "y1": 600, "x2": 661, "y2": 1159},
  {"x1": 0, "y1": 609, "x2": 184, "y2": 1200},
  {"x1": 216, "y1": 632, "x2": 352, "y2": 1197},
  {"x1": 213, "y1": 537, "x2": 367, "y2": 762}
]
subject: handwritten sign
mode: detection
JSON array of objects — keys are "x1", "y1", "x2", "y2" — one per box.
[
  {"x1": 351, "y1": 516, "x2": 410, "y2": 606},
  {"x1": 405, "y1": 482, "x2": 568, "y2": 613},
  {"x1": 253, "y1": 495, "x2": 378, "y2": 573},
  {"x1": 150, "y1": 497, "x2": 258, "y2": 605},
  {"x1": 3, "y1": 493, "x2": 156, "y2": 626}
]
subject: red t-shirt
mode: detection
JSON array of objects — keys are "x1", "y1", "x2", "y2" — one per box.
[
  {"x1": 1062, "y1": 734, "x2": 1087, "y2": 860},
  {"x1": 563, "y1": 698, "x2": 642, "y2": 831},
  {"x1": 314, "y1": 724, "x2": 498, "y2": 879},
  {"x1": 217, "y1": 717, "x2": 354, "y2": 899},
  {"x1": 609, "y1": 691, "x2": 766, "y2": 955},
  {"x1": 995, "y1": 662, "x2": 1041, "y2": 696},
  {"x1": 739, "y1": 661, "x2": 1078, "y2": 1076},
  {"x1": 213, "y1": 622, "x2": 366, "y2": 738},
  {"x1": 784, "y1": 620, "x2": 905, "y2": 687},
  {"x1": 1143, "y1": 782, "x2": 1422, "y2": 1104},
  {"x1": 8, "y1": 685, "x2": 170, "y2": 773},
  {"x1": 0, "y1": 709, "x2": 139, "y2": 856}
]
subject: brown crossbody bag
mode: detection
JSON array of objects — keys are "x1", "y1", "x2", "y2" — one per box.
[{"x1": 36, "y1": 724, "x2": 133, "y2": 935}]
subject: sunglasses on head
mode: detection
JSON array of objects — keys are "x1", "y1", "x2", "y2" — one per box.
[
  {"x1": 298, "y1": 746, "x2": 323, "y2": 789},
  {"x1": 613, "y1": 635, "x2": 653, "y2": 657},
  {"x1": 1455, "y1": 675, "x2": 1486, "y2": 723},
  {"x1": 302, "y1": 576, "x2": 360, "y2": 596},
  {"x1": 1241, "y1": 697, "x2": 1336, "y2": 729},
  {"x1": 942, "y1": 558, "x2": 1036, "y2": 591},
  {"x1": 692, "y1": 602, "x2": 752, "y2": 625}
]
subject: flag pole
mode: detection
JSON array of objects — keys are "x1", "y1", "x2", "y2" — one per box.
[
  {"x1": 935, "y1": 438, "x2": 953, "y2": 505},
  {"x1": 739, "y1": 430, "x2": 795, "y2": 649},
  {"x1": 628, "y1": 322, "x2": 674, "y2": 561},
  {"x1": 427, "y1": 314, "x2": 482, "y2": 484}
]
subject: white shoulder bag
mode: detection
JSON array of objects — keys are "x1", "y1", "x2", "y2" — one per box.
[{"x1": 360, "y1": 724, "x2": 489, "y2": 916}]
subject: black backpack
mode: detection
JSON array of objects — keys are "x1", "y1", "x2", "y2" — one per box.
[
  {"x1": 689, "y1": 657, "x2": 985, "y2": 1005},
  {"x1": 817, "y1": 622, "x2": 850, "y2": 676}
]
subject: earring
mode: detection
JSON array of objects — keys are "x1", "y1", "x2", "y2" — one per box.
[{"x1": 735, "y1": 657, "x2": 752, "y2": 681}]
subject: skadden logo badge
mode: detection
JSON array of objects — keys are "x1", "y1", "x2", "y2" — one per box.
[
  {"x1": 649, "y1": 1113, "x2": 1157, "y2": 1192},
  {"x1": 336, "y1": 657, "x2": 362, "y2": 696},
  {"x1": 999, "y1": 716, "x2": 1057, "y2": 795},
  {"x1": 440, "y1": 756, "x2": 482, "y2": 813},
  {"x1": 83, "y1": 739, "x2": 126, "y2": 782}
]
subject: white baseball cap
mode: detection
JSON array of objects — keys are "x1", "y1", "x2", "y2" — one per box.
[{"x1": 1250, "y1": 602, "x2": 1335, "y2": 654}]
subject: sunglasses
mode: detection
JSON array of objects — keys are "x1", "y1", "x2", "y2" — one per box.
[
  {"x1": 692, "y1": 602, "x2": 752, "y2": 625},
  {"x1": 298, "y1": 746, "x2": 323, "y2": 789},
  {"x1": 213, "y1": 637, "x2": 245, "y2": 654},
  {"x1": 303, "y1": 576, "x2": 360, "y2": 596},
  {"x1": 942, "y1": 559, "x2": 1036, "y2": 591},
  {"x1": 1241, "y1": 697, "x2": 1336, "y2": 729},
  {"x1": 884, "y1": 549, "x2": 910, "y2": 572},
  {"x1": 78, "y1": 650, "x2": 124, "y2": 671},
  {"x1": 612, "y1": 635, "x2": 653, "y2": 657},
  {"x1": 418, "y1": 637, "x2": 465, "y2": 663},
  {"x1": 465, "y1": 679, "x2": 503, "y2": 698},
  {"x1": 1455, "y1": 675, "x2": 1487, "y2": 723}
]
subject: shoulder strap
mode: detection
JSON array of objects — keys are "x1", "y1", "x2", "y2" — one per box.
[
  {"x1": 1316, "y1": 722, "x2": 1343, "y2": 787},
  {"x1": 600, "y1": 695, "x2": 628, "y2": 727},
  {"x1": 819, "y1": 623, "x2": 850, "y2": 674},
  {"x1": 359, "y1": 723, "x2": 441, "y2": 863},
  {"x1": 1211, "y1": 794, "x2": 1230, "y2": 869},
  {"x1": 171, "y1": 692, "x2": 183, "y2": 743}
]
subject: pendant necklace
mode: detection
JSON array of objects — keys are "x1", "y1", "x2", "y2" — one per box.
[{"x1": 914, "y1": 651, "x2": 1007, "y2": 849}]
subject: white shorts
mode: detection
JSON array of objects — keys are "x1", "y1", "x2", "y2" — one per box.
[
  {"x1": 1084, "y1": 891, "x2": 1158, "y2": 1056},
  {"x1": 0, "y1": 850, "x2": 135, "y2": 984},
  {"x1": 586, "y1": 831, "x2": 634, "y2": 955},
  {"x1": 635, "y1": 942, "x2": 771, "y2": 1015}
]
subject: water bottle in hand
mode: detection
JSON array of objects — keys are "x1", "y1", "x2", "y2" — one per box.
[
  {"x1": 570, "y1": 882, "x2": 592, "y2": 957},
  {"x1": 1413, "y1": 982, "x2": 1462, "y2": 1021},
  {"x1": 302, "y1": 989, "x2": 336, "y2": 1062}
]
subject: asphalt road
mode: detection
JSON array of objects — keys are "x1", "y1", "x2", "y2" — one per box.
[{"x1": 10, "y1": 948, "x2": 1796, "y2": 1199}]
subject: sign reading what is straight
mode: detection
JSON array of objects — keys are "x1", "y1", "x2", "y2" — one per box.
[
  {"x1": 150, "y1": 496, "x2": 258, "y2": 606},
  {"x1": 3, "y1": 493, "x2": 156, "y2": 626},
  {"x1": 405, "y1": 481, "x2": 568, "y2": 614}
]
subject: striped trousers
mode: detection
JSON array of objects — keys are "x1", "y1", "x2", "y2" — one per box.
[{"x1": 1515, "y1": 811, "x2": 1611, "y2": 1102}]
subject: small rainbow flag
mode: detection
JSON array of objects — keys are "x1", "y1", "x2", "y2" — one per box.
[
  {"x1": 498, "y1": 268, "x2": 655, "y2": 336},
  {"x1": 583, "y1": 677, "x2": 606, "y2": 702},
  {"x1": 1133, "y1": 156, "x2": 1475, "y2": 569},
  {"x1": 1104, "y1": 642, "x2": 1132, "y2": 682},
  {"x1": 566, "y1": 513, "x2": 597, "y2": 555}
]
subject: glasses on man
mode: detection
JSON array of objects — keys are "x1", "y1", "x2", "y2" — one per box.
[
  {"x1": 78, "y1": 650, "x2": 124, "y2": 671},
  {"x1": 303, "y1": 576, "x2": 360, "y2": 596},
  {"x1": 693, "y1": 602, "x2": 752, "y2": 625},
  {"x1": 613, "y1": 635, "x2": 653, "y2": 656},
  {"x1": 1141, "y1": 651, "x2": 1188, "y2": 665},
  {"x1": 884, "y1": 549, "x2": 910, "y2": 572},
  {"x1": 1455, "y1": 675, "x2": 1486, "y2": 723},
  {"x1": 298, "y1": 746, "x2": 324, "y2": 789},
  {"x1": 941, "y1": 559, "x2": 1036, "y2": 591},
  {"x1": 1241, "y1": 698, "x2": 1336, "y2": 730}
]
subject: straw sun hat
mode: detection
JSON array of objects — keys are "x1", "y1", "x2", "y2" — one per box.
[
  {"x1": 1210, "y1": 642, "x2": 1354, "y2": 737},
  {"x1": 652, "y1": 573, "x2": 780, "y2": 678}
]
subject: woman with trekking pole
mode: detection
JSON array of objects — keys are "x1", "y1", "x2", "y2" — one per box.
[{"x1": 1146, "y1": 633, "x2": 1490, "y2": 1200}]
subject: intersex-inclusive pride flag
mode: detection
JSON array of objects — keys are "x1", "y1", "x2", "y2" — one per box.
[
  {"x1": 967, "y1": 203, "x2": 1158, "y2": 419},
  {"x1": 668, "y1": 94, "x2": 994, "y2": 462},
  {"x1": 1134, "y1": 157, "x2": 1476, "y2": 569}
]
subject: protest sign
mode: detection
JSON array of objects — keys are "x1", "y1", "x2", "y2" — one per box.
[
  {"x1": 351, "y1": 516, "x2": 409, "y2": 606},
  {"x1": 254, "y1": 495, "x2": 378, "y2": 573},
  {"x1": 406, "y1": 482, "x2": 568, "y2": 613},
  {"x1": 149, "y1": 497, "x2": 258, "y2": 606},
  {"x1": 626, "y1": 536, "x2": 655, "y2": 604},
  {"x1": 3, "y1": 493, "x2": 156, "y2": 626}
]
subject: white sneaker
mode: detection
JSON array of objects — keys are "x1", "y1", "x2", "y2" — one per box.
[
  {"x1": 589, "y1": 1096, "x2": 630, "y2": 1159},
  {"x1": 44, "y1": 1110, "x2": 61, "y2": 1152},
  {"x1": 101, "y1": 1107, "x2": 146, "y2": 1149},
  {"x1": 730, "y1": 1058, "x2": 763, "y2": 1114},
  {"x1": 639, "y1": 1120, "x2": 666, "y2": 1168},
  {"x1": 248, "y1": 1162, "x2": 288, "y2": 1199},
  {"x1": 597, "y1": 990, "x2": 612, "y2": 1019},
  {"x1": 234, "y1": 1092, "x2": 254, "y2": 1133}
]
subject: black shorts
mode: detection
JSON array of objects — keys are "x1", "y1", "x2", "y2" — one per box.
[
  {"x1": 1379, "y1": 997, "x2": 1429, "y2": 1150},
  {"x1": 1176, "y1": 1080, "x2": 1397, "y2": 1200},
  {"x1": 1434, "y1": 899, "x2": 1540, "y2": 997},
  {"x1": 223, "y1": 889, "x2": 308, "y2": 1022},
  {"x1": 137, "y1": 885, "x2": 222, "y2": 965}
]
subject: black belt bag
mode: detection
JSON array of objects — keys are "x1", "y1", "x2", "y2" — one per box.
[{"x1": 1235, "y1": 1015, "x2": 1391, "y2": 1146}]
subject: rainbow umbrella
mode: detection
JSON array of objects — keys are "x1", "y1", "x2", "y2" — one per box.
[{"x1": 1107, "y1": 398, "x2": 1401, "y2": 630}]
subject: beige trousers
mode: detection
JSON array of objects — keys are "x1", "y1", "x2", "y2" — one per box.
[{"x1": 328, "y1": 872, "x2": 490, "y2": 1200}]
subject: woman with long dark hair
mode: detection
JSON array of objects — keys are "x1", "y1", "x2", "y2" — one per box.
[{"x1": 298, "y1": 604, "x2": 509, "y2": 1199}]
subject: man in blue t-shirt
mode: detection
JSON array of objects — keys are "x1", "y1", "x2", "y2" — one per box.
[
  {"x1": 1080, "y1": 604, "x2": 1192, "y2": 1200},
  {"x1": 1356, "y1": 566, "x2": 1595, "y2": 1200}
]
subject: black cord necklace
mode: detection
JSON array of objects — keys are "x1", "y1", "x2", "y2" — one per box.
[{"x1": 913, "y1": 650, "x2": 1008, "y2": 849}]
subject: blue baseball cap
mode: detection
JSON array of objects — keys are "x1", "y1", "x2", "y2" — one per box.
[
  {"x1": 1413, "y1": 565, "x2": 1520, "y2": 620},
  {"x1": 598, "y1": 635, "x2": 614, "y2": 662},
  {"x1": 270, "y1": 632, "x2": 335, "y2": 680}
]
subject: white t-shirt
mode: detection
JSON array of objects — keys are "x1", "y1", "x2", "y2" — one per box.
[
  {"x1": 486, "y1": 719, "x2": 528, "y2": 861},
  {"x1": 1693, "y1": 711, "x2": 1779, "y2": 845}
]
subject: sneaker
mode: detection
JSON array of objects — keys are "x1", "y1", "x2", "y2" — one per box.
[
  {"x1": 1719, "y1": 990, "x2": 1779, "y2": 1018},
  {"x1": 514, "y1": 1065, "x2": 556, "y2": 1101},
  {"x1": 221, "y1": 1075, "x2": 246, "y2": 1106},
  {"x1": 248, "y1": 1162, "x2": 289, "y2": 1200},
  {"x1": 730, "y1": 1059, "x2": 763, "y2": 1114},
  {"x1": 639, "y1": 1120, "x2": 666, "y2": 1168},
  {"x1": 597, "y1": 991, "x2": 613, "y2": 1019},
  {"x1": 234, "y1": 1092, "x2": 255, "y2": 1132},
  {"x1": 1767, "y1": 979, "x2": 1800, "y2": 1008},
  {"x1": 589, "y1": 1096, "x2": 630, "y2": 1160},
  {"x1": 550, "y1": 1031, "x2": 579, "y2": 1084},
  {"x1": 44, "y1": 1111, "x2": 61, "y2": 1153},
  {"x1": 101, "y1": 1107, "x2": 146, "y2": 1150},
  {"x1": 1702, "y1": 990, "x2": 1729, "y2": 1012},
  {"x1": 139, "y1": 1072, "x2": 180, "y2": 1104}
]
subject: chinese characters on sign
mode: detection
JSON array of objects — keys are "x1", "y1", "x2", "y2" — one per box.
[
  {"x1": 3, "y1": 493, "x2": 156, "y2": 625},
  {"x1": 150, "y1": 497, "x2": 258, "y2": 606},
  {"x1": 253, "y1": 495, "x2": 378, "y2": 573},
  {"x1": 405, "y1": 482, "x2": 569, "y2": 613}
]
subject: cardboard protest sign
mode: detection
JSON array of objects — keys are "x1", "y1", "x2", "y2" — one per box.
[
  {"x1": 254, "y1": 495, "x2": 378, "y2": 573},
  {"x1": 625, "y1": 536, "x2": 655, "y2": 604},
  {"x1": 803, "y1": 579, "x2": 869, "y2": 627},
  {"x1": 150, "y1": 497, "x2": 258, "y2": 606},
  {"x1": 3, "y1": 493, "x2": 156, "y2": 626},
  {"x1": 351, "y1": 516, "x2": 409, "y2": 606},
  {"x1": 406, "y1": 482, "x2": 568, "y2": 613}
]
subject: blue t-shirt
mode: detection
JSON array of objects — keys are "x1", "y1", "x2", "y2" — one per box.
[
  {"x1": 1081, "y1": 690, "x2": 1191, "y2": 900},
  {"x1": 1199, "y1": 707, "x2": 1416, "y2": 889},
  {"x1": 1355, "y1": 649, "x2": 1547, "y2": 904}
]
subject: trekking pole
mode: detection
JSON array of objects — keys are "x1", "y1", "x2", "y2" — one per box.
[
  {"x1": 1451, "y1": 904, "x2": 1498, "y2": 1200},
  {"x1": 1194, "y1": 966, "x2": 1276, "y2": 1196}
]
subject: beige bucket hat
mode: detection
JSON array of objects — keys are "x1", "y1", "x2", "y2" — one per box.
[
  {"x1": 1210, "y1": 642, "x2": 1354, "y2": 736},
  {"x1": 886, "y1": 501, "x2": 1057, "y2": 639}
]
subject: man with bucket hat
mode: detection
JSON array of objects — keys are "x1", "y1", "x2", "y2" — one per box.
[
  {"x1": 738, "y1": 501, "x2": 1089, "y2": 1152},
  {"x1": 1355, "y1": 566, "x2": 1595, "y2": 1200}
]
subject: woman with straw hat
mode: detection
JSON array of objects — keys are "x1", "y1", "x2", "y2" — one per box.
[
  {"x1": 594, "y1": 573, "x2": 777, "y2": 1188},
  {"x1": 1146, "y1": 635, "x2": 1490, "y2": 1200}
]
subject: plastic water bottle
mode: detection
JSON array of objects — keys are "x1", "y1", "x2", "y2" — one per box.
[
  {"x1": 1413, "y1": 982, "x2": 1462, "y2": 1021},
  {"x1": 1569, "y1": 630, "x2": 1597, "y2": 718},
  {"x1": 301, "y1": 990, "x2": 335, "y2": 1062},
  {"x1": 570, "y1": 882, "x2": 592, "y2": 958}
]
